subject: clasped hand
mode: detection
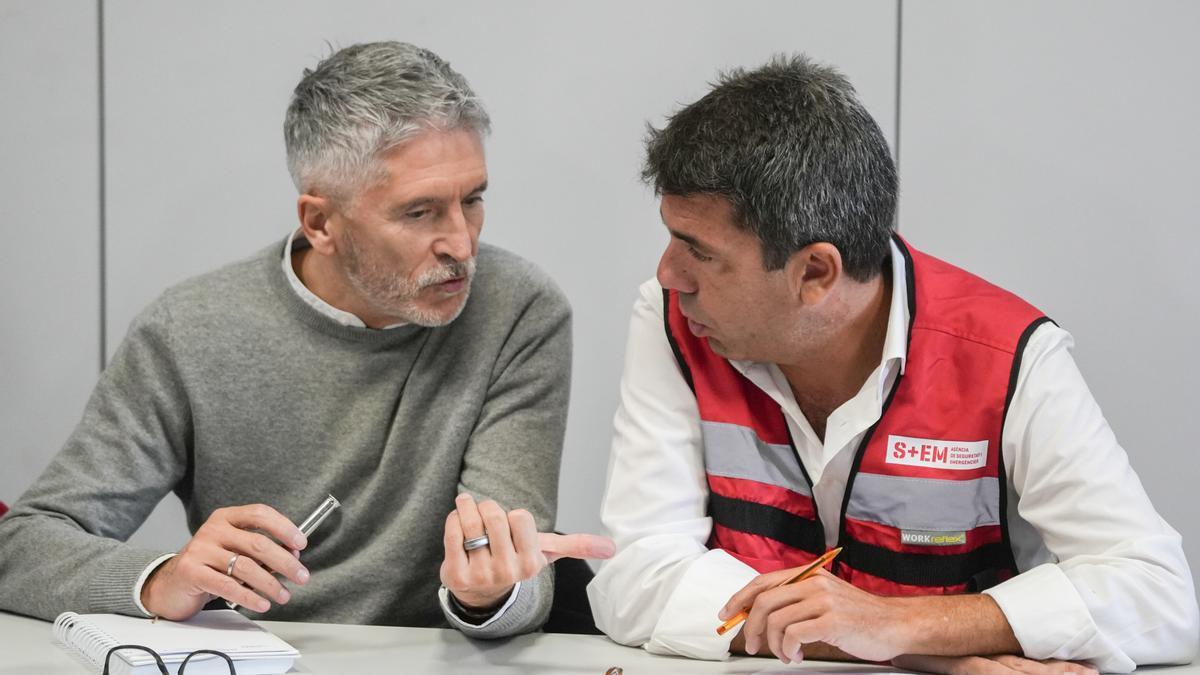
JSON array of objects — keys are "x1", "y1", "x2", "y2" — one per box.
[{"x1": 440, "y1": 493, "x2": 615, "y2": 612}]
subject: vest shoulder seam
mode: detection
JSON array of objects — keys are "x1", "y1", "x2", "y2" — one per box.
[{"x1": 910, "y1": 323, "x2": 1021, "y2": 355}]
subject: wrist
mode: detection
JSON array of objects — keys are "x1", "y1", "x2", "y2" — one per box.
[
  {"x1": 451, "y1": 584, "x2": 514, "y2": 613},
  {"x1": 446, "y1": 584, "x2": 516, "y2": 627},
  {"x1": 884, "y1": 596, "x2": 924, "y2": 655}
]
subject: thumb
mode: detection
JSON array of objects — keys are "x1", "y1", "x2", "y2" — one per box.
[{"x1": 538, "y1": 532, "x2": 616, "y2": 563}]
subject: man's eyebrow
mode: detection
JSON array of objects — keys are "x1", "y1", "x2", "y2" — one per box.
[
  {"x1": 388, "y1": 197, "x2": 436, "y2": 216},
  {"x1": 388, "y1": 181, "x2": 489, "y2": 216},
  {"x1": 668, "y1": 228, "x2": 714, "y2": 254},
  {"x1": 658, "y1": 207, "x2": 715, "y2": 253}
]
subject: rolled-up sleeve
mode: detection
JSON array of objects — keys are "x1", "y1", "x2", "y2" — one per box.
[{"x1": 985, "y1": 324, "x2": 1199, "y2": 671}]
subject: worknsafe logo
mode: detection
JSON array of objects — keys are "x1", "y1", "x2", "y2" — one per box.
[
  {"x1": 901, "y1": 530, "x2": 967, "y2": 547},
  {"x1": 885, "y1": 435, "x2": 988, "y2": 470}
]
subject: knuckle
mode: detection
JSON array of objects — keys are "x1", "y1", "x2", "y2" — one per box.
[
  {"x1": 765, "y1": 612, "x2": 785, "y2": 633},
  {"x1": 519, "y1": 559, "x2": 542, "y2": 579},
  {"x1": 751, "y1": 593, "x2": 771, "y2": 613},
  {"x1": 250, "y1": 534, "x2": 271, "y2": 556},
  {"x1": 218, "y1": 574, "x2": 241, "y2": 596},
  {"x1": 506, "y1": 561, "x2": 524, "y2": 583}
]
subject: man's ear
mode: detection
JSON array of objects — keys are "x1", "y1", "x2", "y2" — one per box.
[
  {"x1": 296, "y1": 193, "x2": 339, "y2": 256},
  {"x1": 784, "y1": 242, "x2": 843, "y2": 306}
]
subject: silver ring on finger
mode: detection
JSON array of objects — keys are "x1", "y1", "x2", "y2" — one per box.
[
  {"x1": 462, "y1": 534, "x2": 490, "y2": 552},
  {"x1": 226, "y1": 553, "x2": 240, "y2": 578}
]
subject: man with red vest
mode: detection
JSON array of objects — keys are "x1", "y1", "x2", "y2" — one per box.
[{"x1": 587, "y1": 55, "x2": 1198, "y2": 673}]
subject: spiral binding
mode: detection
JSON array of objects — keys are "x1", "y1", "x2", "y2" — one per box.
[{"x1": 52, "y1": 612, "x2": 153, "y2": 674}]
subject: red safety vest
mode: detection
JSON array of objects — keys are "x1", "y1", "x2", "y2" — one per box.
[{"x1": 664, "y1": 235, "x2": 1051, "y2": 596}]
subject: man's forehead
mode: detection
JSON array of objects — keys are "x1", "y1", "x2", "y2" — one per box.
[
  {"x1": 660, "y1": 193, "x2": 737, "y2": 223},
  {"x1": 366, "y1": 131, "x2": 487, "y2": 199}
]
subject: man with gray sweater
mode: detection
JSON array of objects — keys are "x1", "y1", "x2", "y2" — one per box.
[{"x1": 0, "y1": 41, "x2": 612, "y2": 637}]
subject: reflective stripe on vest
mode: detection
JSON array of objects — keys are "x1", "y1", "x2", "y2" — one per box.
[{"x1": 664, "y1": 234, "x2": 1052, "y2": 593}]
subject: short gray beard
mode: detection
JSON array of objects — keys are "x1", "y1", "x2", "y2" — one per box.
[{"x1": 341, "y1": 228, "x2": 475, "y2": 327}]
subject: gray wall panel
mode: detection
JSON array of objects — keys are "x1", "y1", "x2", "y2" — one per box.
[
  {"x1": 0, "y1": 2, "x2": 100, "y2": 509},
  {"x1": 102, "y1": 0, "x2": 898, "y2": 546},
  {"x1": 899, "y1": 0, "x2": 1199, "y2": 585}
]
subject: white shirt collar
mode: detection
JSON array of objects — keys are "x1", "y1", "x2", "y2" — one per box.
[
  {"x1": 281, "y1": 229, "x2": 408, "y2": 330},
  {"x1": 881, "y1": 237, "x2": 911, "y2": 375}
]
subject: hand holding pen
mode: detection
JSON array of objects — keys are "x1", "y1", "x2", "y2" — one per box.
[
  {"x1": 141, "y1": 496, "x2": 335, "y2": 621},
  {"x1": 227, "y1": 494, "x2": 339, "y2": 611},
  {"x1": 716, "y1": 547, "x2": 842, "y2": 636}
]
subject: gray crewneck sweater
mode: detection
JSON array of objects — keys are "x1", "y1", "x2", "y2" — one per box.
[{"x1": 0, "y1": 239, "x2": 571, "y2": 637}]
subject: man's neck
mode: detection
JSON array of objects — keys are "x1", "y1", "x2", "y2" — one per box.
[
  {"x1": 777, "y1": 268, "x2": 892, "y2": 440},
  {"x1": 294, "y1": 247, "x2": 389, "y2": 329}
]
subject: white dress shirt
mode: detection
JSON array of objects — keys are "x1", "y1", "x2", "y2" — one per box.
[{"x1": 587, "y1": 241, "x2": 1198, "y2": 671}]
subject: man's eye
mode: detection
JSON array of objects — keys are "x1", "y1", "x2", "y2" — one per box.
[
  {"x1": 687, "y1": 245, "x2": 713, "y2": 262},
  {"x1": 464, "y1": 195, "x2": 484, "y2": 207},
  {"x1": 406, "y1": 209, "x2": 430, "y2": 220}
]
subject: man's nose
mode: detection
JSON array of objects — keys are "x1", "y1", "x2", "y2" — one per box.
[
  {"x1": 434, "y1": 206, "x2": 474, "y2": 261},
  {"x1": 657, "y1": 240, "x2": 697, "y2": 295}
]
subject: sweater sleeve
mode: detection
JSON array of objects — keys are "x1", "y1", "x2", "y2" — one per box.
[
  {"x1": 0, "y1": 299, "x2": 191, "y2": 620},
  {"x1": 448, "y1": 269, "x2": 573, "y2": 638}
]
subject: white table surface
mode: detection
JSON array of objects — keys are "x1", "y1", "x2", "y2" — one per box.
[{"x1": 2, "y1": 611, "x2": 1195, "y2": 674}]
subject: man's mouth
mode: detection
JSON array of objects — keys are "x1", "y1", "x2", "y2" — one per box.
[
  {"x1": 433, "y1": 276, "x2": 467, "y2": 294},
  {"x1": 680, "y1": 307, "x2": 708, "y2": 337}
]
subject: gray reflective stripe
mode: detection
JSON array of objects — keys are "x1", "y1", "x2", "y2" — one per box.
[
  {"x1": 701, "y1": 421, "x2": 812, "y2": 497},
  {"x1": 846, "y1": 472, "x2": 1000, "y2": 532}
]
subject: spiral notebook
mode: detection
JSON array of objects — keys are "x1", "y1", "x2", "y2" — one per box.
[{"x1": 52, "y1": 609, "x2": 299, "y2": 675}]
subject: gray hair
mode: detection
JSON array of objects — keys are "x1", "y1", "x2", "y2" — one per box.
[
  {"x1": 284, "y1": 41, "x2": 491, "y2": 201},
  {"x1": 643, "y1": 54, "x2": 897, "y2": 281}
]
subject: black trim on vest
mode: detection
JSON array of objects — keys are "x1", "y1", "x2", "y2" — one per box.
[
  {"x1": 995, "y1": 315, "x2": 1057, "y2": 575},
  {"x1": 784, "y1": 425, "x2": 819, "y2": 524},
  {"x1": 662, "y1": 289, "x2": 696, "y2": 393},
  {"x1": 833, "y1": 373, "x2": 903, "y2": 574},
  {"x1": 709, "y1": 492, "x2": 826, "y2": 555},
  {"x1": 834, "y1": 237, "x2": 912, "y2": 572},
  {"x1": 840, "y1": 538, "x2": 1016, "y2": 589}
]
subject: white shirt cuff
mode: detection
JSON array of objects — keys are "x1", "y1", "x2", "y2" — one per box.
[
  {"x1": 132, "y1": 553, "x2": 177, "y2": 617},
  {"x1": 984, "y1": 563, "x2": 1131, "y2": 671},
  {"x1": 438, "y1": 580, "x2": 522, "y2": 630},
  {"x1": 645, "y1": 549, "x2": 759, "y2": 660}
]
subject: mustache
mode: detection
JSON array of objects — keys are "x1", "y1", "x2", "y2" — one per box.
[{"x1": 417, "y1": 257, "x2": 476, "y2": 288}]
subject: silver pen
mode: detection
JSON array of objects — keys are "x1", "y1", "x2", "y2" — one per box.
[{"x1": 227, "y1": 493, "x2": 340, "y2": 610}]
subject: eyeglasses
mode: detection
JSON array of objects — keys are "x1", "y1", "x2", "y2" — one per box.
[{"x1": 103, "y1": 644, "x2": 236, "y2": 674}]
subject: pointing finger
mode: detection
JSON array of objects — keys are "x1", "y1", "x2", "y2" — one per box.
[{"x1": 537, "y1": 532, "x2": 615, "y2": 562}]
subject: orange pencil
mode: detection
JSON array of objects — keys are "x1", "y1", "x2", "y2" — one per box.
[{"x1": 715, "y1": 546, "x2": 842, "y2": 636}]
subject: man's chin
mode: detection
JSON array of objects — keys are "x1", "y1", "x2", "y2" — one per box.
[
  {"x1": 705, "y1": 336, "x2": 747, "y2": 361},
  {"x1": 706, "y1": 336, "x2": 730, "y2": 356},
  {"x1": 404, "y1": 290, "x2": 470, "y2": 327}
]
